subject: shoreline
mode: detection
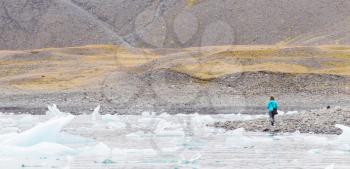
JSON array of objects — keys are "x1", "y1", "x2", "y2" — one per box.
[{"x1": 211, "y1": 107, "x2": 350, "y2": 135}]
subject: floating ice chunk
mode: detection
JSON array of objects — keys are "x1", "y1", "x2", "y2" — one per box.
[
  {"x1": 80, "y1": 142, "x2": 112, "y2": 163},
  {"x1": 110, "y1": 148, "x2": 127, "y2": 162},
  {"x1": 126, "y1": 131, "x2": 145, "y2": 137},
  {"x1": 79, "y1": 143, "x2": 110, "y2": 155},
  {"x1": 308, "y1": 149, "x2": 322, "y2": 154},
  {"x1": 218, "y1": 113, "x2": 265, "y2": 122},
  {"x1": 101, "y1": 159, "x2": 115, "y2": 164},
  {"x1": 335, "y1": 124, "x2": 350, "y2": 139},
  {"x1": 306, "y1": 135, "x2": 329, "y2": 145},
  {"x1": 62, "y1": 156, "x2": 74, "y2": 169},
  {"x1": 138, "y1": 117, "x2": 158, "y2": 124},
  {"x1": 75, "y1": 126, "x2": 91, "y2": 133},
  {"x1": 57, "y1": 133, "x2": 94, "y2": 145},
  {"x1": 91, "y1": 105, "x2": 102, "y2": 122},
  {"x1": 155, "y1": 119, "x2": 183, "y2": 136},
  {"x1": 286, "y1": 111, "x2": 298, "y2": 115},
  {"x1": 151, "y1": 111, "x2": 157, "y2": 116},
  {"x1": 189, "y1": 153, "x2": 201, "y2": 163},
  {"x1": 0, "y1": 127, "x2": 20, "y2": 134},
  {"x1": 334, "y1": 124, "x2": 350, "y2": 151},
  {"x1": 159, "y1": 112, "x2": 170, "y2": 117},
  {"x1": 2, "y1": 115, "x2": 74, "y2": 146},
  {"x1": 230, "y1": 128, "x2": 245, "y2": 135},
  {"x1": 274, "y1": 131, "x2": 329, "y2": 146},
  {"x1": 344, "y1": 144, "x2": 350, "y2": 151},
  {"x1": 325, "y1": 164, "x2": 335, "y2": 169},
  {"x1": 189, "y1": 115, "x2": 221, "y2": 136},
  {"x1": 0, "y1": 118, "x2": 16, "y2": 126},
  {"x1": 302, "y1": 135, "x2": 329, "y2": 145},
  {"x1": 30, "y1": 142, "x2": 76, "y2": 156},
  {"x1": 92, "y1": 122, "x2": 126, "y2": 131},
  {"x1": 225, "y1": 128, "x2": 273, "y2": 148},
  {"x1": 137, "y1": 117, "x2": 161, "y2": 129},
  {"x1": 19, "y1": 115, "x2": 36, "y2": 124},
  {"x1": 105, "y1": 121, "x2": 126, "y2": 129},
  {"x1": 278, "y1": 110, "x2": 285, "y2": 115},
  {"x1": 157, "y1": 128, "x2": 185, "y2": 136},
  {"x1": 0, "y1": 142, "x2": 76, "y2": 156},
  {"x1": 100, "y1": 114, "x2": 126, "y2": 129},
  {"x1": 175, "y1": 113, "x2": 187, "y2": 117},
  {"x1": 0, "y1": 132, "x2": 18, "y2": 141},
  {"x1": 18, "y1": 115, "x2": 38, "y2": 129},
  {"x1": 102, "y1": 114, "x2": 116, "y2": 122},
  {"x1": 142, "y1": 111, "x2": 156, "y2": 116},
  {"x1": 109, "y1": 148, "x2": 158, "y2": 163},
  {"x1": 46, "y1": 104, "x2": 67, "y2": 116},
  {"x1": 225, "y1": 128, "x2": 253, "y2": 148},
  {"x1": 194, "y1": 126, "x2": 223, "y2": 137},
  {"x1": 192, "y1": 114, "x2": 214, "y2": 125},
  {"x1": 179, "y1": 151, "x2": 201, "y2": 164},
  {"x1": 112, "y1": 148, "x2": 157, "y2": 156}
]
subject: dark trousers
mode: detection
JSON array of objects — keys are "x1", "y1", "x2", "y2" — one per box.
[{"x1": 268, "y1": 111, "x2": 275, "y2": 126}]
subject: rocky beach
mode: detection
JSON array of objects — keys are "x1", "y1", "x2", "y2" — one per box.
[{"x1": 212, "y1": 107, "x2": 350, "y2": 135}]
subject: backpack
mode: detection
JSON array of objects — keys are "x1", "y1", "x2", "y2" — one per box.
[{"x1": 272, "y1": 108, "x2": 278, "y2": 115}]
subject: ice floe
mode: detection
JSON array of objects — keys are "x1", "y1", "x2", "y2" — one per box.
[
  {"x1": 2, "y1": 115, "x2": 74, "y2": 146},
  {"x1": 0, "y1": 105, "x2": 349, "y2": 168},
  {"x1": 0, "y1": 142, "x2": 76, "y2": 156},
  {"x1": 46, "y1": 104, "x2": 67, "y2": 116},
  {"x1": 91, "y1": 105, "x2": 101, "y2": 122}
]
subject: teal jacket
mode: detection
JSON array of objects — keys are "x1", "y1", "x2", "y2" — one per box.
[{"x1": 267, "y1": 100, "x2": 278, "y2": 112}]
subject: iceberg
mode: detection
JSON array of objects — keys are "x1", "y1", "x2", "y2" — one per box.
[
  {"x1": 91, "y1": 105, "x2": 101, "y2": 122},
  {"x1": 2, "y1": 115, "x2": 74, "y2": 146},
  {"x1": 335, "y1": 124, "x2": 350, "y2": 139},
  {"x1": 334, "y1": 124, "x2": 350, "y2": 151},
  {"x1": 46, "y1": 104, "x2": 67, "y2": 116}
]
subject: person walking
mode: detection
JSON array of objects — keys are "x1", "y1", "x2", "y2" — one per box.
[{"x1": 267, "y1": 96, "x2": 278, "y2": 126}]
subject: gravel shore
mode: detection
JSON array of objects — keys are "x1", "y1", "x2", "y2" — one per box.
[
  {"x1": 212, "y1": 107, "x2": 350, "y2": 135},
  {"x1": 1, "y1": 71, "x2": 349, "y2": 115}
]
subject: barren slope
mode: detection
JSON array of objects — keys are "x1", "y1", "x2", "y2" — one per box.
[
  {"x1": 0, "y1": 45, "x2": 350, "y2": 114},
  {"x1": 1, "y1": 0, "x2": 350, "y2": 49}
]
